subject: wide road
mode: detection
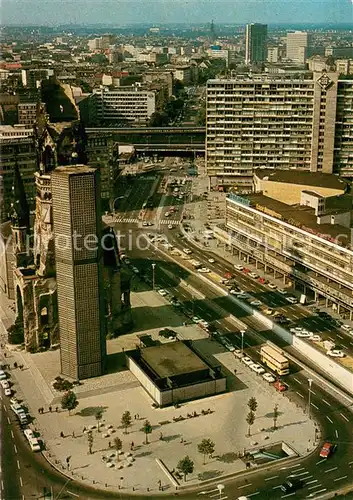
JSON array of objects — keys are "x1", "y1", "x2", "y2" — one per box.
[{"x1": 121, "y1": 234, "x2": 353, "y2": 499}]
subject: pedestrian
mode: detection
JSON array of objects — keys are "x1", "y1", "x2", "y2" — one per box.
[
  {"x1": 130, "y1": 441, "x2": 134, "y2": 451},
  {"x1": 134, "y1": 414, "x2": 136, "y2": 420},
  {"x1": 60, "y1": 431, "x2": 64, "y2": 438},
  {"x1": 49, "y1": 406, "x2": 52, "y2": 413},
  {"x1": 83, "y1": 426, "x2": 86, "y2": 433},
  {"x1": 4, "y1": 352, "x2": 6, "y2": 358},
  {"x1": 108, "y1": 441, "x2": 111, "y2": 448},
  {"x1": 55, "y1": 406, "x2": 58, "y2": 412},
  {"x1": 72, "y1": 431, "x2": 75, "y2": 438},
  {"x1": 14, "y1": 361, "x2": 17, "y2": 368},
  {"x1": 158, "y1": 479, "x2": 162, "y2": 491},
  {"x1": 159, "y1": 432, "x2": 163, "y2": 441},
  {"x1": 38, "y1": 408, "x2": 41, "y2": 414},
  {"x1": 180, "y1": 436, "x2": 184, "y2": 443}
]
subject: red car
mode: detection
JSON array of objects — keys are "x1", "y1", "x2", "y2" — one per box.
[
  {"x1": 224, "y1": 272, "x2": 233, "y2": 279},
  {"x1": 274, "y1": 380, "x2": 287, "y2": 392},
  {"x1": 319, "y1": 442, "x2": 336, "y2": 458},
  {"x1": 258, "y1": 277, "x2": 266, "y2": 284},
  {"x1": 243, "y1": 267, "x2": 250, "y2": 274}
]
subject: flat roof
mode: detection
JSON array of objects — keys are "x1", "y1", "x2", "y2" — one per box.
[
  {"x1": 254, "y1": 169, "x2": 346, "y2": 191},
  {"x1": 141, "y1": 342, "x2": 208, "y2": 379},
  {"x1": 228, "y1": 193, "x2": 353, "y2": 243}
]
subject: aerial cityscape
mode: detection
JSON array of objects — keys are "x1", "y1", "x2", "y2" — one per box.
[{"x1": 0, "y1": 2, "x2": 353, "y2": 499}]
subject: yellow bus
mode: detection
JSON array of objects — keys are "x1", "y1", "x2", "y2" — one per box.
[{"x1": 260, "y1": 344, "x2": 289, "y2": 376}]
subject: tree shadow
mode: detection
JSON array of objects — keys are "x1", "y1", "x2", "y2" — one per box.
[
  {"x1": 216, "y1": 452, "x2": 239, "y2": 463},
  {"x1": 163, "y1": 434, "x2": 181, "y2": 443},
  {"x1": 76, "y1": 406, "x2": 108, "y2": 417},
  {"x1": 134, "y1": 451, "x2": 153, "y2": 458},
  {"x1": 197, "y1": 470, "x2": 223, "y2": 481},
  {"x1": 264, "y1": 411, "x2": 284, "y2": 419}
]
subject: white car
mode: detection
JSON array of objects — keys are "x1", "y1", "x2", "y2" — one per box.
[
  {"x1": 262, "y1": 372, "x2": 276, "y2": 383},
  {"x1": 0, "y1": 370, "x2": 7, "y2": 381},
  {"x1": 241, "y1": 356, "x2": 253, "y2": 366},
  {"x1": 198, "y1": 267, "x2": 210, "y2": 273},
  {"x1": 249, "y1": 272, "x2": 258, "y2": 279},
  {"x1": 4, "y1": 387, "x2": 11, "y2": 396},
  {"x1": 1, "y1": 380, "x2": 10, "y2": 389},
  {"x1": 277, "y1": 288, "x2": 288, "y2": 295},
  {"x1": 183, "y1": 248, "x2": 192, "y2": 255},
  {"x1": 132, "y1": 267, "x2": 139, "y2": 274},
  {"x1": 290, "y1": 327, "x2": 303, "y2": 333},
  {"x1": 231, "y1": 289, "x2": 245, "y2": 296},
  {"x1": 310, "y1": 334, "x2": 322, "y2": 342},
  {"x1": 234, "y1": 264, "x2": 244, "y2": 271},
  {"x1": 286, "y1": 296, "x2": 298, "y2": 304},
  {"x1": 142, "y1": 221, "x2": 148, "y2": 226},
  {"x1": 168, "y1": 225, "x2": 173, "y2": 230},
  {"x1": 238, "y1": 293, "x2": 250, "y2": 299},
  {"x1": 327, "y1": 349, "x2": 346, "y2": 358},
  {"x1": 208, "y1": 258, "x2": 215, "y2": 263},
  {"x1": 342, "y1": 324, "x2": 353, "y2": 332},
  {"x1": 192, "y1": 316, "x2": 201, "y2": 323},
  {"x1": 234, "y1": 349, "x2": 244, "y2": 359},
  {"x1": 295, "y1": 331, "x2": 312, "y2": 338},
  {"x1": 268, "y1": 283, "x2": 277, "y2": 290},
  {"x1": 224, "y1": 342, "x2": 235, "y2": 352},
  {"x1": 250, "y1": 300, "x2": 262, "y2": 307},
  {"x1": 158, "y1": 289, "x2": 167, "y2": 296},
  {"x1": 249, "y1": 363, "x2": 266, "y2": 374},
  {"x1": 199, "y1": 320, "x2": 209, "y2": 329}
]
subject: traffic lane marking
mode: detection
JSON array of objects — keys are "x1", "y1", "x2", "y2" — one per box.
[
  {"x1": 326, "y1": 416, "x2": 333, "y2": 423},
  {"x1": 324, "y1": 467, "x2": 338, "y2": 473},
  {"x1": 334, "y1": 476, "x2": 348, "y2": 482}
]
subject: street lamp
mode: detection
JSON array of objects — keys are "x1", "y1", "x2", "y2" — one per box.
[
  {"x1": 308, "y1": 378, "x2": 313, "y2": 418},
  {"x1": 217, "y1": 484, "x2": 225, "y2": 499},
  {"x1": 240, "y1": 330, "x2": 246, "y2": 355},
  {"x1": 151, "y1": 263, "x2": 156, "y2": 290},
  {"x1": 111, "y1": 195, "x2": 125, "y2": 215}
]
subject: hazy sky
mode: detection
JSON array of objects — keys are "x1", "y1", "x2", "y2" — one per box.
[{"x1": 1, "y1": 0, "x2": 352, "y2": 26}]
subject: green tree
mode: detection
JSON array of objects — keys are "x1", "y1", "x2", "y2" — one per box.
[
  {"x1": 273, "y1": 404, "x2": 279, "y2": 430},
  {"x1": 247, "y1": 397, "x2": 258, "y2": 413},
  {"x1": 95, "y1": 409, "x2": 103, "y2": 432},
  {"x1": 87, "y1": 430, "x2": 94, "y2": 454},
  {"x1": 121, "y1": 411, "x2": 132, "y2": 434},
  {"x1": 246, "y1": 410, "x2": 255, "y2": 437},
  {"x1": 197, "y1": 438, "x2": 215, "y2": 465},
  {"x1": 142, "y1": 420, "x2": 152, "y2": 444},
  {"x1": 114, "y1": 436, "x2": 123, "y2": 461},
  {"x1": 61, "y1": 390, "x2": 78, "y2": 415},
  {"x1": 177, "y1": 455, "x2": 194, "y2": 482}
]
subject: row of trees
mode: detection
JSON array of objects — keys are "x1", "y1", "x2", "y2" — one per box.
[{"x1": 246, "y1": 397, "x2": 279, "y2": 437}]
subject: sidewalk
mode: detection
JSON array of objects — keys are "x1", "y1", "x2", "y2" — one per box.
[{"x1": 1, "y1": 283, "x2": 316, "y2": 496}]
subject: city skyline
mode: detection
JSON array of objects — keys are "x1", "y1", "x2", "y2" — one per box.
[{"x1": 1, "y1": 0, "x2": 352, "y2": 26}]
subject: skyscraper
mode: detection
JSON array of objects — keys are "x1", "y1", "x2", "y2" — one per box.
[
  {"x1": 52, "y1": 165, "x2": 106, "y2": 380},
  {"x1": 286, "y1": 31, "x2": 310, "y2": 63},
  {"x1": 245, "y1": 24, "x2": 268, "y2": 65}
]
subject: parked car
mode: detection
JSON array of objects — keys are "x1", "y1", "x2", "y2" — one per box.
[
  {"x1": 277, "y1": 288, "x2": 288, "y2": 295},
  {"x1": 327, "y1": 349, "x2": 345, "y2": 358},
  {"x1": 263, "y1": 308, "x2": 274, "y2": 316},
  {"x1": 310, "y1": 334, "x2": 322, "y2": 342},
  {"x1": 249, "y1": 363, "x2": 265, "y2": 374},
  {"x1": 198, "y1": 267, "x2": 210, "y2": 273},
  {"x1": 262, "y1": 372, "x2": 276, "y2": 383},
  {"x1": 208, "y1": 258, "x2": 215, "y2": 263},
  {"x1": 234, "y1": 350, "x2": 244, "y2": 359},
  {"x1": 268, "y1": 282, "x2": 277, "y2": 290},
  {"x1": 295, "y1": 330, "x2": 313, "y2": 338},
  {"x1": 249, "y1": 272, "x2": 258, "y2": 279},
  {"x1": 234, "y1": 264, "x2": 244, "y2": 271},
  {"x1": 241, "y1": 357, "x2": 253, "y2": 366},
  {"x1": 4, "y1": 387, "x2": 11, "y2": 396},
  {"x1": 250, "y1": 300, "x2": 262, "y2": 307},
  {"x1": 0, "y1": 370, "x2": 7, "y2": 381},
  {"x1": 274, "y1": 380, "x2": 287, "y2": 392},
  {"x1": 182, "y1": 248, "x2": 192, "y2": 255},
  {"x1": 286, "y1": 296, "x2": 298, "y2": 304},
  {"x1": 1, "y1": 380, "x2": 10, "y2": 389},
  {"x1": 319, "y1": 442, "x2": 336, "y2": 458},
  {"x1": 158, "y1": 289, "x2": 167, "y2": 296}
]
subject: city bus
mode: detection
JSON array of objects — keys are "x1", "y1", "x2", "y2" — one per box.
[{"x1": 260, "y1": 344, "x2": 290, "y2": 376}]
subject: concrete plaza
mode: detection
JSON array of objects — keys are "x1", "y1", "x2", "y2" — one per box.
[{"x1": 1, "y1": 284, "x2": 316, "y2": 496}]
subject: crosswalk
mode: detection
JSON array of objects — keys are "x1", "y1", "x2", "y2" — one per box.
[{"x1": 113, "y1": 217, "x2": 180, "y2": 226}]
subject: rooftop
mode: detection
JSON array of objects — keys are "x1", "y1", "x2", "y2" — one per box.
[
  {"x1": 54, "y1": 164, "x2": 95, "y2": 175},
  {"x1": 254, "y1": 169, "x2": 347, "y2": 192},
  {"x1": 228, "y1": 192, "x2": 353, "y2": 246},
  {"x1": 141, "y1": 341, "x2": 208, "y2": 379}
]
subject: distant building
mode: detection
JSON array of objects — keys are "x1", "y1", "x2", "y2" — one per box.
[
  {"x1": 336, "y1": 59, "x2": 352, "y2": 76},
  {"x1": 172, "y1": 66, "x2": 192, "y2": 85},
  {"x1": 52, "y1": 165, "x2": 107, "y2": 379},
  {"x1": 21, "y1": 69, "x2": 53, "y2": 89},
  {"x1": 286, "y1": 31, "x2": 310, "y2": 63},
  {"x1": 245, "y1": 23, "x2": 268, "y2": 65},
  {"x1": 267, "y1": 46, "x2": 279, "y2": 63},
  {"x1": 326, "y1": 47, "x2": 353, "y2": 59}
]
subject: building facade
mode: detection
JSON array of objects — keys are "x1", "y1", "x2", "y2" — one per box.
[
  {"x1": 92, "y1": 87, "x2": 156, "y2": 125},
  {"x1": 206, "y1": 72, "x2": 353, "y2": 190},
  {"x1": 217, "y1": 192, "x2": 353, "y2": 319},
  {"x1": 0, "y1": 125, "x2": 36, "y2": 222},
  {"x1": 52, "y1": 166, "x2": 107, "y2": 379},
  {"x1": 245, "y1": 24, "x2": 268, "y2": 65},
  {"x1": 18, "y1": 102, "x2": 39, "y2": 127},
  {"x1": 286, "y1": 31, "x2": 309, "y2": 63}
]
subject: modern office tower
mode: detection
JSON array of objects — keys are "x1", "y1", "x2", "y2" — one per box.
[
  {"x1": 206, "y1": 72, "x2": 353, "y2": 190},
  {"x1": 92, "y1": 86, "x2": 156, "y2": 125},
  {"x1": 0, "y1": 125, "x2": 36, "y2": 222},
  {"x1": 245, "y1": 24, "x2": 268, "y2": 65},
  {"x1": 286, "y1": 31, "x2": 309, "y2": 63},
  {"x1": 52, "y1": 165, "x2": 106, "y2": 380}
]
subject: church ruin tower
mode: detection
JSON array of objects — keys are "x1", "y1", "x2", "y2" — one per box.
[{"x1": 11, "y1": 159, "x2": 31, "y2": 267}]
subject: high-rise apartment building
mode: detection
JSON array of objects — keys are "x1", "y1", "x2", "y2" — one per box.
[
  {"x1": 286, "y1": 31, "x2": 310, "y2": 63},
  {"x1": 245, "y1": 24, "x2": 268, "y2": 65},
  {"x1": 206, "y1": 72, "x2": 353, "y2": 190},
  {"x1": 52, "y1": 165, "x2": 106, "y2": 380}
]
